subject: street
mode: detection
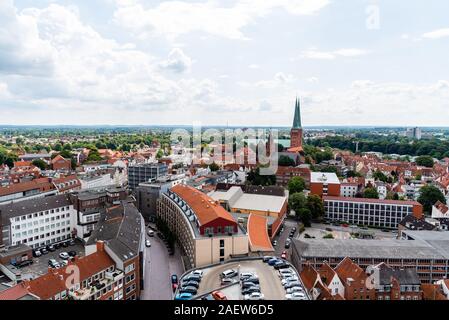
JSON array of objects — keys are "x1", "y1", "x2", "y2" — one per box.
[{"x1": 141, "y1": 234, "x2": 185, "y2": 300}]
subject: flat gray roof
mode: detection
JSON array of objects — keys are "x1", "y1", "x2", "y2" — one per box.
[{"x1": 293, "y1": 235, "x2": 449, "y2": 260}]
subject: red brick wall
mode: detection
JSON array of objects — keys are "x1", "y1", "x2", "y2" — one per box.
[
  {"x1": 290, "y1": 128, "x2": 303, "y2": 149},
  {"x1": 327, "y1": 184, "x2": 341, "y2": 197}
]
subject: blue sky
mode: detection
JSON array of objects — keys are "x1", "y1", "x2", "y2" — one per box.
[{"x1": 1, "y1": 0, "x2": 449, "y2": 126}]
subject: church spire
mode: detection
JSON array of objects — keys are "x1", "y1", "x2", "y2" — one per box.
[{"x1": 292, "y1": 97, "x2": 302, "y2": 129}]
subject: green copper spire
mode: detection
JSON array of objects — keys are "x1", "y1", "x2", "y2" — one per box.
[{"x1": 292, "y1": 97, "x2": 302, "y2": 129}]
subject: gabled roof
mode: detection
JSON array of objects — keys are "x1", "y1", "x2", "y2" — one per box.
[
  {"x1": 319, "y1": 262, "x2": 339, "y2": 286},
  {"x1": 24, "y1": 248, "x2": 114, "y2": 300},
  {"x1": 300, "y1": 264, "x2": 321, "y2": 292},
  {"x1": 51, "y1": 155, "x2": 69, "y2": 164},
  {"x1": 335, "y1": 257, "x2": 365, "y2": 282}
]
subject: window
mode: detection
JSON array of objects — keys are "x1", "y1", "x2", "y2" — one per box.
[
  {"x1": 220, "y1": 248, "x2": 225, "y2": 257},
  {"x1": 125, "y1": 263, "x2": 135, "y2": 273},
  {"x1": 219, "y1": 239, "x2": 225, "y2": 247}
]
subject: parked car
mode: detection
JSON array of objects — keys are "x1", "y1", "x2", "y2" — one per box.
[
  {"x1": 180, "y1": 281, "x2": 200, "y2": 289},
  {"x1": 241, "y1": 281, "x2": 259, "y2": 289},
  {"x1": 145, "y1": 240, "x2": 151, "y2": 247},
  {"x1": 68, "y1": 251, "x2": 77, "y2": 257},
  {"x1": 281, "y1": 277, "x2": 299, "y2": 285},
  {"x1": 286, "y1": 286, "x2": 304, "y2": 294},
  {"x1": 242, "y1": 286, "x2": 261, "y2": 295},
  {"x1": 60, "y1": 260, "x2": 68, "y2": 267},
  {"x1": 147, "y1": 229, "x2": 155, "y2": 237},
  {"x1": 325, "y1": 227, "x2": 333, "y2": 232},
  {"x1": 221, "y1": 269, "x2": 238, "y2": 279},
  {"x1": 179, "y1": 286, "x2": 197, "y2": 295},
  {"x1": 262, "y1": 256, "x2": 273, "y2": 263},
  {"x1": 240, "y1": 272, "x2": 256, "y2": 281},
  {"x1": 40, "y1": 248, "x2": 48, "y2": 255},
  {"x1": 46, "y1": 245, "x2": 56, "y2": 252},
  {"x1": 48, "y1": 259, "x2": 60, "y2": 268},
  {"x1": 182, "y1": 275, "x2": 201, "y2": 283},
  {"x1": 201, "y1": 294, "x2": 214, "y2": 300},
  {"x1": 244, "y1": 292, "x2": 264, "y2": 300},
  {"x1": 172, "y1": 283, "x2": 178, "y2": 293},
  {"x1": 285, "y1": 292, "x2": 307, "y2": 300},
  {"x1": 284, "y1": 242, "x2": 291, "y2": 249},
  {"x1": 279, "y1": 269, "x2": 294, "y2": 277},
  {"x1": 221, "y1": 278, "x2": 235, "y2": 285},
  {"x1": 292, "y1": 227, "x2": 297, "y2": 232},
  {"x1": 171, "y1": 274, "x2": 178, "y2": 284},
  {"x1": 342, "y1": 224, "x2": 349, "y2": 228},
  {"x1": 59, "y1": 252, "x2": 70, "y2": 260},
  {"x1": 244, "y1": 276, "x2": 259, "y2": 284},
  {"x1": 272, "y1": 240, "x2": 277, "y2": 247},
  {"x1": 17, "y1": 260, "x2": 33, "y2": 268},
  {"x1": 191, "y1": 270, "x2": 204, "y2": 278},
  {"x1": 274, "y1": 262, "x2": 290, "y2": 270},
  {"x1": 69, "y1": 239, "x2": 75, "y2": 246},
  {"x1": 284, "y1": 281, "x2": 301, "y2": 289},
  {"x1": 54, "y1": 243, "x2": 61, "y2": 249},
  {"x1": 32, "y1": 250, "x2": 42, "y2": 258},
  {"x1": 212, "y1": 291, "x2": 227, "y2": 300},
  {"x1": 268, "y1": 258, "x2": 280, "y2": 266},
  {"x1": 62, "y1": 241, "x2": 69, "y2": 248},
  {"x1": 174, "y1": 293, "x2": 193, "y2": 300}
]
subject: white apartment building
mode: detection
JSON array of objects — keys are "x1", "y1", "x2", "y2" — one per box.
[
  {"x1": 340, "y1": 183, "x2": 358, "y2": 198},
  {"x1": 0, "y1": 195, "x2": 76, "y2": 249}
]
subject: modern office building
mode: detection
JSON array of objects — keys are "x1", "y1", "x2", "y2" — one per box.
[
  {"x1": 310, "y1": 172, "x2": 341, "y2": 197},
  {"x1": 135, "y1": 175, "x2": 185, "y2": 222},
  {"x1": 323, "y1": 196, "x2": 423, "y2": 228},
  {"x1": 128, "y1": 163, "x2": 168, "y2": 190}
]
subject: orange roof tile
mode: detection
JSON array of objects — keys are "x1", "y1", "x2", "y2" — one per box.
[
  {"x1": 171, "y1": 184, "x2": 236, "y2": 226},
  {"x1": 25, "y1": 249, "x2": 114, "y2": 300},
  {"x1": 247, "y1": 214, "x2": 274, "y2": 252}
]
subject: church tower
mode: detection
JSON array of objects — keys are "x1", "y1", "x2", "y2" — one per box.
[{"x1": 290, "y1": 97, "x2": 303, "y2": 150}]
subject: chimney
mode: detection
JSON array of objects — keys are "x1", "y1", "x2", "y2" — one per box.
[{"x1": 96, "y1": 240, "x2": 105, "y2": 252}]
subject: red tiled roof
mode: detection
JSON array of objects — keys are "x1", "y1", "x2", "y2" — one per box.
[
  {"x1": 247, "y1": 214, "x2": 273, "y2": 252},
  {"x1": 171, "y1": 184, "x2": 236, "y2": 226},
  {"x1": 51, "y1": 155, "x2": 69, "y2": 164},
  {"x1": 422, "y1": 284, "x2": 447, "y2": 300},
  {"x1": 25, "y1": 248, "x2": 114, "y2": 300},
  {"x1": 0, "y1": 283, "x2": 36, "y2": 300},
  {"x1": 323, "y1": 196, "x2": 421, "y2": 206},
  {"x1": 0, "y1": 178, "x2": 55, "y2": 197},
  {"x1": 300, "y1": 264, "x2": 321, "y2": 292},
  {"x1": 335, "y1": 257, "x2": 365, "y2": 282}
]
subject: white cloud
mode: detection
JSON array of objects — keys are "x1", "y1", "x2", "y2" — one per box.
[
  {"x1": 239, "y1": 72, "x2": 295, "y2": 88},
  {"x1": 248, "y1": 64, "x2": 260, "y2": 69},
  {"x1": 113, "y1": 0, "x2": 330, "y2": 40},
  {"x1": 422, "y1": 28, "x2": 449, "y2": 39},
  {"x1": 300, "y1": 48, "x2": 368, "y2": 60},
  {"x1": 159, "y1": 48, "x2": 192, "y2": 73}
]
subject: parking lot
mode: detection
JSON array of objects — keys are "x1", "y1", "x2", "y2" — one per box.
[
  {"x1": 18, "y1": 240, "x2": 85, "y2": 280},
  {"x1": 177, "y1": 259, "x2": 305, "y2": 300}
]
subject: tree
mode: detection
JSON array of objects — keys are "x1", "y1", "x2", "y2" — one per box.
[
  {"x1": 373, "y1": 170, "x2": 387, "y2": 182},
  {"x1": 323, "y1": 233, "x2": 334, "y2": 239},
  {"x1": 209, "y1": 162, "x2": 219, "y2": 172},
  {"x1": 307, "y1": 194, "x2": 325, "y2": 219},
  {"x1": 287, "y1": 176, "x2": 306, "y2": 194},
  {"x1": 363, "y1": 187, "x2": 379, "y2": 199},
  {"x1": 278, "y1": 155, "x2": 295, "y2": 167},
  {"x1": 156, "y1": 149, "x2": 164, "y2": 159},
  {"x1": 289, "y1": 192, "x2": 309, "y2": 224},
  {"x1": 418, "y1": 185, "x2": 446, "y2": 215},
  {"x1": 415, "y1": 155, "x2": 434, "y2": 168},
  {"x1": 247, "y1": 167, "x2": 276, "y2": 186},
  {"x1": 53, "y1": 143, "x2": 62, "y2": 152},
  {"x1": 32, "y1": 159, "x2": 48, "y2": 170}
]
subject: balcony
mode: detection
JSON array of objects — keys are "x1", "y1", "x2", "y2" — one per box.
[{"x1": 69, "y1": 270, "x2": 123, "y2": 300}]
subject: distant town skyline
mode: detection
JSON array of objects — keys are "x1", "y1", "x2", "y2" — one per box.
[{"x1": 1, "y1": 0, "x2": 449, "y2": 126}]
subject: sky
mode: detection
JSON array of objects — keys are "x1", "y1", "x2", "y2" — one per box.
[{"x1": 0, "y1": 0, "x2": 449, "y2": 127}]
